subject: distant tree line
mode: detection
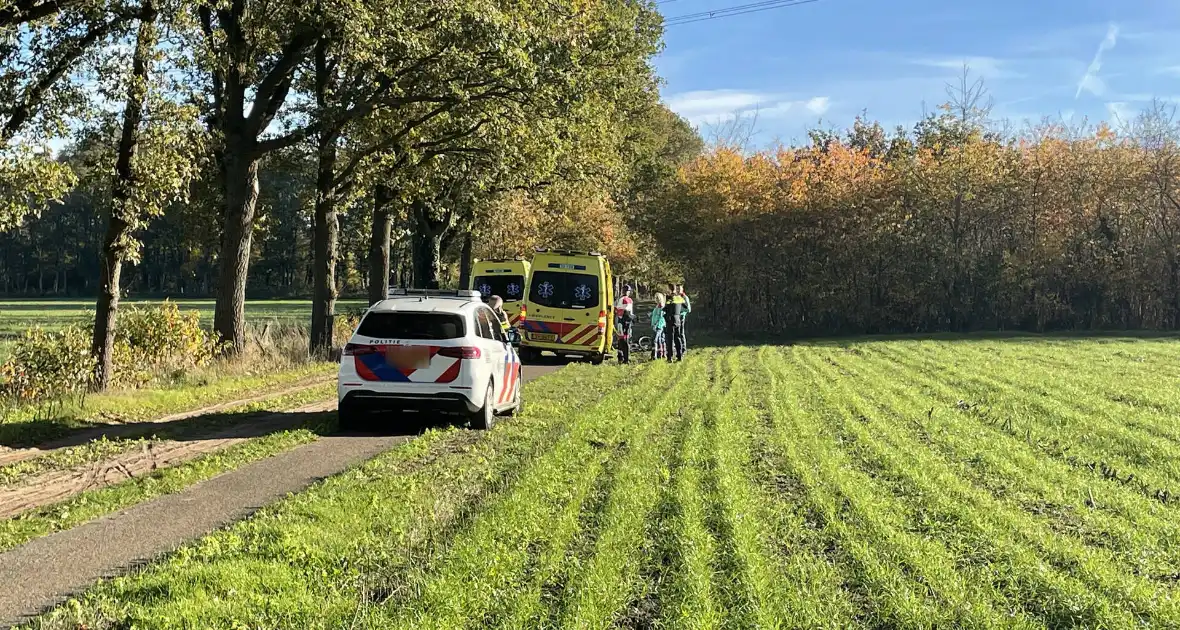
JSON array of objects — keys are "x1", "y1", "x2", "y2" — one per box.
[{"x1": 655, "y1": 87, "x2": 1180, "y2": 336}]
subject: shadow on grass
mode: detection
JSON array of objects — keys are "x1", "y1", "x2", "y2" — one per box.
[
  {"x1": 0, "y1": 401, "x2": 480, "y2": 453},
  {"x1": 687, "y1": 329, "x2": 1180, "y2": 350}
]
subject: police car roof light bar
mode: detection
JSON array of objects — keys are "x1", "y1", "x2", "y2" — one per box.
[{"x1": 388, "y1": 288, "x2": 481, "y2": 299}]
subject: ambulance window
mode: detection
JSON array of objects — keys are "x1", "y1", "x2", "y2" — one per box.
[
  {"x1": 529, "y1": 271, "x2": 599, "y2": 309},
  {"x1": 474, "y1": 275, "x2": 525, "y2": 301}
]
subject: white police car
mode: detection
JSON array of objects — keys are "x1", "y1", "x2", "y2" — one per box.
[{"x1": 337, "y1": 289, "x2": 522, "y2": 430}]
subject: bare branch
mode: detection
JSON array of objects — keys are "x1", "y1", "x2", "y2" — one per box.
[
  {"x1": 0, "y1": 0, "x2": 84, "y2": 29},
  {"x1": 2, "y1": 10, "x2": 133, "y2": 142}
]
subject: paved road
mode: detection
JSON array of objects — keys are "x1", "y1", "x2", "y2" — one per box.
[{"x1": 0, "y1": 363, "x2": 562, "y2": 628}]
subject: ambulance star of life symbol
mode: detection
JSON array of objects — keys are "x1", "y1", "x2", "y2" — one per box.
[
  {"x1": 507, "y1": 282, "x2": 521, "y2": 297},
  {"x1": 537, "y1": 281, "x2": 555, "y2": 298},
  {"x1": 478, "y1": 283, "x2": 492, "y2": 296},
  {"x1": 574, "y1": 284, "x2": 591, "y2": 301}
]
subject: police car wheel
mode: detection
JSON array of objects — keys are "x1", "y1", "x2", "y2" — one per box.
[
  {"x1": 337, "y1": 402, "x2": 361, "y2": 432},
  {"x1": 470, "y1": 382, "x2": 495, "y2": 430}
]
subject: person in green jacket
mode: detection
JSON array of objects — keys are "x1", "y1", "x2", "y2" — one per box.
[{"x1": 650, "y1": 293, "x2": 667, "y2": 359}]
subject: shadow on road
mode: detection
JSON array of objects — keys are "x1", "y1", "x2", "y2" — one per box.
[
  {"x1": 334, "y1": 408, "x2": 472, "y2": 437},
  {"x1": 0, "y1": 409, "x2": 340, "y2": 454}
]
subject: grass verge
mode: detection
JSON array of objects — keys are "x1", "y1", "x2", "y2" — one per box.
[
  {"x1": 0, "y1": 363, "x2": 334, "y2": 447},
  {"x1": 0, "y1": 382, "x2": 335, "y2": 487},
  {"x1": 0, "y1": 406, "x2": 334, "y2": 554}
]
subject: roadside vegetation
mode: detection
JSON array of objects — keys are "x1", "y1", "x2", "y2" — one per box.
[
  {"x1": 0, "y1": 405, "x2": 333, "y2": 554},
  {"x1": 28, "y1": 337, "x2": 1180, "y2": 629}
]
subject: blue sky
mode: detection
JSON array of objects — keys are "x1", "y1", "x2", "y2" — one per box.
[{"x1": 655, "y1": 0, "x2": 1180, "y2": 145}]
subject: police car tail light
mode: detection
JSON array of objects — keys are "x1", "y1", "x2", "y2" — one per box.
[
  {"x1": 343, "y1": 343, "x2": 379, "y2": 356},
  {"x1": 438, "y1": 346, "x2": 482, "y2": 359}
]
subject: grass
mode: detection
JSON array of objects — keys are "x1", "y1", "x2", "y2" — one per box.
[
  {"x1": 0, "y1": 408, "x2": 333, "y2": 554},
  {"x1": 0, "y1": 380, "x2": 336, "y2": 487},
  {"x1": 0, "y1": 361, "x2": 334, "y2": 447},
  {"x1": 25, "y1": 335, "x2": 1180, "y2": 629},
  {"x1": 0, "y1": 298, "x2": 368, "y2": 361}
]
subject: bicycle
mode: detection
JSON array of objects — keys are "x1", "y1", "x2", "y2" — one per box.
[{"x1": 611, "y1": 334, "x2": 652, "y2": 357}]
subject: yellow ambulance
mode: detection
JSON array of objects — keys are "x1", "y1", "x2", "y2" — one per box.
[
  {"x1": 518, "y1": 249, "x2": 615, "y2": 364},
  {"x1": 470, "y1": 257, "x2": 531, "y2": 328}
]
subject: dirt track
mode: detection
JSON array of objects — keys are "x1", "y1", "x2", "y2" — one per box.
[
  {"x1": 0, "y1": 400, "x2": 333, "y2": 519},
  {"x1": 0, "y1": 362, "x2": 561, "y2": 628},
  {"x1": 0, "y1": 376, "x2": 333, "y2": 469}
]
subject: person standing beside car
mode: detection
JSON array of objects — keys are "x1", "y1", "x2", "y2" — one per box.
[{"x1": 489, "y1": 295, "x2": 511, "y2": 338}]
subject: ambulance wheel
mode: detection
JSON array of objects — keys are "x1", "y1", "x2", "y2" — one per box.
[
  {"x1": 590, "y1": 352, "x2": 605, "y2": 365},
  {"x1": 519, "y1": 347, "x2": 540, "y2": 363},
  {"x1": 470, "y1": 382, "x2": 496, "y2": 431}
]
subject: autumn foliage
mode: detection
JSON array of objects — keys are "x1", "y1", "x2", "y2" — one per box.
[{"x1": 656, "y1": 109, "x2": 1180, "y2": 336}]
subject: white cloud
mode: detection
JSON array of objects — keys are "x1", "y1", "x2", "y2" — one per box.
[
  {"x1": 664, "y1": 90, "x2": 767, "y2": 123},
  {"x1": 805, "y1": 96, "x2": 831, "y2": 115},
  {"x1": 1106, "y1": 101, "x2": 1134, "y2": 123},
  {"x1": 1077, "y1": 23, "x2": 1120, "y2": 99},
  {"x1": 664, "y1": 89, "x2": 831, "y2": 126},
  {"x1": 912, "y1": 56, "x2": 1015, "y2": 80},
  {"x1": 1077, "y1": 73, "x2": 1108, "y2": 98}
]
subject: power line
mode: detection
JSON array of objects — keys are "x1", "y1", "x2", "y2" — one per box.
[
  {"x1": 663, "y1": 0, "x2": 819, "y2": 26},
  {"x1": 665, "y1": 0, "x2": 817, "y2": 24}
]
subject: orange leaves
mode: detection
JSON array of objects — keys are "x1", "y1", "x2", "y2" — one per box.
[{"x1": 676, "y1": 140, "x2": 889, "y2": 227}]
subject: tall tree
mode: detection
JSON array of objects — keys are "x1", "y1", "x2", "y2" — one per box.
[
  {"x1": 194, "y1": 0, "x2": 318, "y2": 352},
  {"x1": 89, "y1": 0, "x2": 204, "y2": 389},
  {"x1": 91, "y1": 0, "x2": 160, "y2": 390}
]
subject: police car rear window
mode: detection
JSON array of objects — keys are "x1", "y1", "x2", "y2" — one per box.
[
  {"x1": 356, "y1": 312, "x2": 465, "y2": 340},
  {"x1": 473, "y1": 275, "x2": 525, "y2": 301},
  {"x1": 529, "y1": 271, "x2": 599, "y2": 309}
]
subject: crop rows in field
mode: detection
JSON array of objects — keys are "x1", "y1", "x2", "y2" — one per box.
[{"x1": 32, "y1": 338, "x2": 1180, "y2": 629}]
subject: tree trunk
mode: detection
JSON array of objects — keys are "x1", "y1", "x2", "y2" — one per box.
[
  {"x1": 309, "y1": 37, "x2": 339, "y2": 358},
  {"x1": 411, "y1": 201, "x2": 448, "y2": 289},
  {"x1": 91, "y1": 1, "x2": 157, "y2": 392},
  {"x1": 412, "y1": 230, "x2": 443, "y2": 289},
  {"x1": 367, "y1": 184, "x2": 393, "y2": 304},
  {"x1": 458, "y1": 232, "x2": 473, "y2": 289},
  {"x1": 212, "y1": 140, "x2": 260, "y2": 353},
  {"x1": 309, "y1": 142, "x2": 338, "y2": 356}
]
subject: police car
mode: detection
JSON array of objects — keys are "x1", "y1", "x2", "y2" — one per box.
[{"x1": 337, "y1": 289, "x2": 523, "y2": 430}]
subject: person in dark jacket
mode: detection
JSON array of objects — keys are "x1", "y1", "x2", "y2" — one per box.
[{"x1": 663, "y1": 282, "x2": 685, "y2": 362}]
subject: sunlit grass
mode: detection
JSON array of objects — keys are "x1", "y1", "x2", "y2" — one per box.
[{"x1": 27, "y1": 336, "x2": 1180, "y2": 630}]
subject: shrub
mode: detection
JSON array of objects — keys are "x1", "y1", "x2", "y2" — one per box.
[
  {"x1": 112, "y1": 302, "x2": 220, "y2": 386},
  {"x1": 0, "y1": 326, "x2": 94, "y2": 402},
  {"x1": 0, "y1": 302, "x2": 221, "y2": 403}
]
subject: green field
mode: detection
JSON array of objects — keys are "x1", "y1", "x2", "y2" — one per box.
[
  {"x1": 0, "y1": 298, "x2": 367, "y2": 361},
  {"x1": 31, "y1": 336, "x2": 1180, "y2": 629}
]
